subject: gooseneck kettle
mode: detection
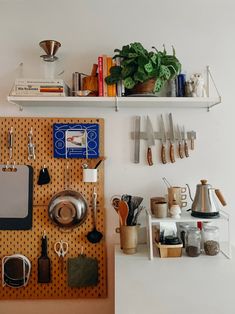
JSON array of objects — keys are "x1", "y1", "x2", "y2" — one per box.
[{"x1": 191, "y1": 179, "x2": 226, "y2": 218}]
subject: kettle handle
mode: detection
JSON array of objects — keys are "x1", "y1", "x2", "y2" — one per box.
[{"x1": 215, "y1": 189, "x2": 227, "y2": 206}]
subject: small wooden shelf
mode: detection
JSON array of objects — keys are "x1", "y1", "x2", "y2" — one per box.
[
  {"x1": 146, "y1": 210, "x2": 231, "y2": 260},
  {"x1": 7, "y1": 95, "x2": 221, "y2": 111}
]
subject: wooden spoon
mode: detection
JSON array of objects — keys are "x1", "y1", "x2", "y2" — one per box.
[{"x1": 117, "y1": 200, "x2": 129, "y2": 226}]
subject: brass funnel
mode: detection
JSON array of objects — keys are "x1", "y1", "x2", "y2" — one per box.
[{"x1": 39, "y1": 40, "x2": 61, "y2": 62}]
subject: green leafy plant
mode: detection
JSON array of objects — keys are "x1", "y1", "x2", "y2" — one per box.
[{"x1": 105, "y1": 42, "x2": 181, "y2": 93}]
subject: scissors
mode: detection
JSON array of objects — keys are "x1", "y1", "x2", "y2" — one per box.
[{"x1": 54, "y1": 240, "x2": 69, "y2": 272}]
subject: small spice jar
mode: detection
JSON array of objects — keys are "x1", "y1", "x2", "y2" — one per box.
[
  {"x1": 185, "y1": 227, "x2": 201, "y2": 257},
  {"x1": 203, "y1": 226, "x2": 220, "y2": 256}
]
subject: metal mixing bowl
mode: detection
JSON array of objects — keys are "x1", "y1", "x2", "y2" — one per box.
[{"x1": 48, "y1": 190, "x2": 88, "y2": 229}]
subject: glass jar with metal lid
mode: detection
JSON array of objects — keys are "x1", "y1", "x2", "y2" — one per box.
[
  {"x1": 202, "y1": 225, "x2": 220, "y2": 256},
  {"x1": 185, "y1": 227, "x2": 201, "y2": 257}
]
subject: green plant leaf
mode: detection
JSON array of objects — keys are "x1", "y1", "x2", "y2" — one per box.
[
  {"x1": 128, "y1": 53, "x2": 138, "y2": 58},
  {"x1": 134, "y1": 71, "x2": 148, "y2": 83},
  {"x1": 130, "y1": 42, "x2": 148, "y2": 56},
  {"x1": 110, "y1": 66, "x2": 122, "y2": 77},
  {"x1": 150, "y1": 53, "x2": 157, "y2": 64},
  {"x1": 121, "y1": 65, "x2": 136, "y2": 78},
  {"x1": 105, "y1": 75, "x2": 119, "y2": 85},
  {"x1": 154, "y1": 77, "x2": 163, "y2": 92},
  {"x1": 138, "y1": 56, "x2": 149, "y2": 67},
  {"x1": 144, "y1": 61, "x2": 154, "y2": 73},
  {"x1": 121, "y1": 58, "x2": 137, "y2": 66},
  {"x1": 123, "y1": 77, "x2": 136, "y2": 89},
  {"x1": 121, "y1": 45, "x2": 132, "y2": 57},
  {"x1": 159, "y1": 65, "x2": 171, "y2": 80}
]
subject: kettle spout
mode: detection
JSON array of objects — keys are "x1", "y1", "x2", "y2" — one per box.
[{"x1": 215, "y1": 189, "x2": 227, "y2": 206}]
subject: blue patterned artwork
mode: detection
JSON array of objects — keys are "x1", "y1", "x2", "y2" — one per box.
[{"x1": 53, "y1": 123, "x2": 99, "y2": 158}]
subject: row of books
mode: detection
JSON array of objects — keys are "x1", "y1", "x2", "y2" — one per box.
[
  {"x1": 10, "y1": 79, "x2": 69, "y2": 97},
  {"x1": 98, "y1": 55, "x2": 123, "y2": 97}
]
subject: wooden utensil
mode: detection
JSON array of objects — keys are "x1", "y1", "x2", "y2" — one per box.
[
  {"x1": 117, "y1": 200, "x2": 129, "y2": 226},
  {"x1": 82, "y1": 64, "x2": 98, "y2": 96}
]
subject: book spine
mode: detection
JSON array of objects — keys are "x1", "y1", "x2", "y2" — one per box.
[
  {"x1": 102, "y1": 55, "x2": 108, "y2": 97},
  {"x1": 40, "y1": 87, "x2": 64, "y2": 93},
  {"x1": 111, "y1": 59, "x2": 117, "y2": 97},
  {"x1": 107, "y1": 56, "x2": 113, "y2": 97},
  {"x1": 98, "y1": 56, "x2": 103, "y2": 96},
  {"x1": 11, "y1": 91, "x2": 65, "y2": 96},
  {"x1": 15, "y1": 79, "x2": 64, "y2": 85}
]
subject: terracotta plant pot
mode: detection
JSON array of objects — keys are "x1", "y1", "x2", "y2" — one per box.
[{"x1": 129, "y1": 78, "x2": 156, "y2": 95}]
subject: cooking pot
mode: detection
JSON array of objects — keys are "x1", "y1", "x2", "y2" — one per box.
[
  {"x1": 2, "y1": 254, "x2": 31, "y2": 288},
  {"x1": 48, "y1": 190, "x2": 88, "y2": 229}
]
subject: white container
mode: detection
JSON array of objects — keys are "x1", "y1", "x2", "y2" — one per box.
[{"x1": 83, "y1": 169, "x2": 97, "y2": 183}]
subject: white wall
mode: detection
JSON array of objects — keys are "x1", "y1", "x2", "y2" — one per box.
[{"x1": 0, "y1": 0, "x2": 234, "y2": 313}]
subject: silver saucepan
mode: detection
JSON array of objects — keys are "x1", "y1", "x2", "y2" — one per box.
[{"x1": 48, "y1": 190, "x2": 88, "y2": 229}]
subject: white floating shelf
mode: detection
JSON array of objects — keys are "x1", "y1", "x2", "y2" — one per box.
[
  {"x1": 149, "y1": 210, "x2": 229, "y2": 224},
  {"x1": 7, "y1": 96, "x2": 221, "y2": 111}
]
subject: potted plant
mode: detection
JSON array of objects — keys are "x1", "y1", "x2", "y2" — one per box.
[{"x1": 105, "y1": 42, "x2": 181, "y2": 95}]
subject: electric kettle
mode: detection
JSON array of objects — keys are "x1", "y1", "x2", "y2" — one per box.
[{"x1": 191, "y1": 179, "x2": 226, "y2": 218}]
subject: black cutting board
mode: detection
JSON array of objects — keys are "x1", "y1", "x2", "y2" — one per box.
[{"x1": 0, "y1": 165, "x2": 33, "y2": 230}]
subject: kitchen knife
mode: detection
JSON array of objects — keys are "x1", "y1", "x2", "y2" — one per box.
[
  {"x1": 182, "y1": 126, "x2": 189, "y2": 157},
  {"x1": 169, "y1": 113, "x2": 175, "y2": 163},
  {"x1": 160, "y1": 114, "x2": 167, "y2": 164},
  {"x1": 146, "y1": 116, "x2": 155, "y2": 166},
  {"x1": 177, "y1": 125, "x2": 184, "y2": 159},
  {"x1": 189, "y1": 131, "x2": 196, "y2": 150},
  {"x1": 134, "y1": 116, "x2": 141, "y2": 163}
]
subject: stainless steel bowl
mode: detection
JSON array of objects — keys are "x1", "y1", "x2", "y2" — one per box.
[{"x1": 48, "y1": 190, "x2": 88, "y2": 229}]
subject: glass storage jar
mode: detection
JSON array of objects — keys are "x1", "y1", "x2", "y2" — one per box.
[
  {"x1": 185, "y1": 227, "x2": 201, "y2": 257},
  {"x1": 178, "y1": 223, "x2": 190, "y2": 248},
  {"x1": 203, "y1": 225, "x2": 220, "y2": 256}
]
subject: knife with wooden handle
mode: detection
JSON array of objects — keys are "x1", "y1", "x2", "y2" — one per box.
[
  {"x1": 183, "y1": 126, "x2": 189, "y2": 157},
  {"x1": 160, "y1": 115, "x2": 167, "y2": 164},
  {"x1": 190, "y1": 131, "x2": 196, "y2": 150},
  {"x1": 169, "y1": 113, "x2": 175, "y2": 163},
  {"x1": 177, "y1": 125, "x2": 184, "y2": 159},
  {"x1": 134, "y1": 116, "x2": 141, "y2": 163},
  {"x1": 146, "y1": 116, "x2": 155, "y2": 166}
]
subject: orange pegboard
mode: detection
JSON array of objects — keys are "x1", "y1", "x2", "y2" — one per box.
[{"x1": 0, "y1": 117, "x2": 106, "y2": 299}]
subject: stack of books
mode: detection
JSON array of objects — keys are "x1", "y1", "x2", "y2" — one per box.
[
  {"x1": 97, "y1": 55, "x2": 117, "y2": 97},
  {"x1": 10, "y1": 79, "x2": 69, "y2": 97}
]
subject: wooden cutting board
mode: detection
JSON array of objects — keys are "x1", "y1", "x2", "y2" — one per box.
[{"x1": 0, "y1": 165, "x2": 33, "y2": 230}]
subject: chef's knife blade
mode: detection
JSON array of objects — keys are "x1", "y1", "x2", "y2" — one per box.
[
  {"x1": 160, "y1": 115, "x2": 167, "y2": 164},
  {"x1": 169, "y1": 113, "x2": 175, "y2": 163},
  {"x1": 134, "y1": 116, "x2": 141, "y2": 163},
  {"x1": 182, "y1": 126, "x2": 189, "y2": 157},
  {"x1": 189, "y1": 131, "x2": 196, "y2": 150},
  {"x1": 177, "y1": 125, "x2": 184, "y2": 159},
  {"x1": 146, "y1": 116, "x2": 155, "y2": 166}
]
